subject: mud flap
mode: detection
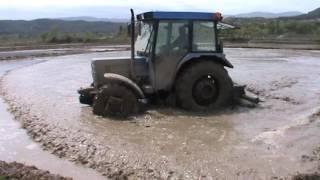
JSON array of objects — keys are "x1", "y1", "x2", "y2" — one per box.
[{"x1": 233, "y1": 85, "x2": 260, "y2": 107}]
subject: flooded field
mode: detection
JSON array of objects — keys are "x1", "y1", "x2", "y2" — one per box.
[
  {"x1": 0, "y1": 59, "x2": 105, "y2": 180},
  {"x1": 0, "y1": 48, "x2": 319, "y2": 178}
]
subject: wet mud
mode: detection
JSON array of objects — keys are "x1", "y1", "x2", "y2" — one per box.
[
  {"x1": 0, "y1": 49, "x2": 320, "y2": 179},
  {"x1": 0, "y1": 161, "x2": 71, "y2": 180}
]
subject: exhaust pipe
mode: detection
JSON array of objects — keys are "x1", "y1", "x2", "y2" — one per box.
[{"x1": 130, "y1": 9, "x2": 136, "y2": 80}]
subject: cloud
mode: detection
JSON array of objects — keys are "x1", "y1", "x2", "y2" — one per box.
[
  {"x1": 1, "y1": 0, "x2": 318, "y2": 11},
  {"x1": 0, "y1": 0, "x2": 318, "y2": 19},
  {"x1": 2, "y1": 0, "x2": 215, "y2": 10}
]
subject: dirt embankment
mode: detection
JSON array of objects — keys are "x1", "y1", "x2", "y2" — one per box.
[
  {"x1": 0, "y1": 50, "x2": 85, "y2": 61},
  {"x1": 223, "y1": 40, "x2": 320, "y2": 50},
  {"x1": 0, "y1": 45, "x2": 130, "y2": 61},
  {"x1": 0, "y1": 161, "x2": 71, "y2": 180},
  {"x1": 0, "y1": 43, "x2": 129, "y2": 51},
  {"x1": 293, "y1": 173, "x2": 320, "y2": 180}
]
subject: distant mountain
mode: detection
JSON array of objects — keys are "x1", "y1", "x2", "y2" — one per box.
[
  {"x1": 230, "y1": 11, "x2": 303, "y2": 18},
  {"x1": 290, "y1": 8, "x2": 320, "y2": 19},
  {"x1": 0, "y1": 19, "x2": 125, "y2": 36},
  {"x1": 59, "y1": 16, "x2": 129, "y2": 23},
  {"x1": 62, "y1": 12, "x2": 303, "y2": 22}
]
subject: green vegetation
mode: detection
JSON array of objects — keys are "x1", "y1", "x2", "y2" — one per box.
[
  {"x1": 221, "y1": 19, "x2": 320, "y2": 42},
  {"x1": 40, "y1": 25, "x2": 128, "y2": 43},
  {"x1": 0, "y1": 176, "x2": 7, "y2": 180},
  {"x1": 221, "y1": 8, "x2": 320, "y2": 43},
  {"x1": 0, "y1": 19, "x2": 124, "y2": 36},
  {"x1": 0, "y1": 19, "x2": 128, "y2": 45},
  {"x1": 287, "y1": 7, "x2": 320, "y2": 20}
]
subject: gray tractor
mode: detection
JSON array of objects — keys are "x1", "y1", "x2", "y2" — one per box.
[{"x1": 78, "y1": 9, "x2": 258, "y2": 118}]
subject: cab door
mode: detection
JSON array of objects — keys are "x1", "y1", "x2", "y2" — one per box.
[{"x1": 153, "y1": 20, "x2": 190, "y2": 91}]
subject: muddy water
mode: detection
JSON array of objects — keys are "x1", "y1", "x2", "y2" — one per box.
[
  {"x1": 0, "y1": 59, "x2": 105, "y2": 180},
  {"x1": 1, "y1": 49, "x2": 320, "y2": 178}
]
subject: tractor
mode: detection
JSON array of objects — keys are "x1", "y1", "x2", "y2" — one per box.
[{"x1": 78, "y1": 9, "x2": 258, "y2": 118}]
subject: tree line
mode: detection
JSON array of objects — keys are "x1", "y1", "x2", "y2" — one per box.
[{"x1": 220, "y1": 19, "x2": 320, "y2": 42}]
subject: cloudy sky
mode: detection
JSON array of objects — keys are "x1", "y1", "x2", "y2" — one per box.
[{"x1": 0, "y1": 0, "x2": 319, "y2": 20}]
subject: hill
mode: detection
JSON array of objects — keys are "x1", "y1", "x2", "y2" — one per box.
[
  {"x1": 291, "y1": 8, "x2": 320, "y2": 19},
  {"x1": 221, "y1": 7, "x2": 320, "y2": 44},
  {"x1": 230, "y1": 11, "x2": 302, "y2": 18},
  {"x1": 59, "y1": 16, "x2": 128, "y2": 23},
  {"x1": 0, "y1": 8, "x2": 319, "y2": 45},
  {"x1": 0, "y1": 19, "x2": 125, "y2": 36}
]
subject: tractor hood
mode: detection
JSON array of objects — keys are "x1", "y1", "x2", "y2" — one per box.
[
  {"x1": 92, "y1": 56, "x2": 148, "y2": 62},
  {"x1": 91, "y1": 56, "x2": 148, "y2": 87},
  {"x1": 92, "y1": 56, "x2": 132, "y2": 61}
]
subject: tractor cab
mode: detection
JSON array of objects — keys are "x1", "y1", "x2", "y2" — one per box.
[{"x1": 130, "y1": 11, "x2": 233, "y2": 92}]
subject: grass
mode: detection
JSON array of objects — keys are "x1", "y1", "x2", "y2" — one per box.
[{"x1": 0, "y1": 176, "x2": 7, "y2": 180}]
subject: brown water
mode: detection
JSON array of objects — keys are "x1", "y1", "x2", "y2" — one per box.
[{"x1": 1, "y1": 48, "x2": 320, "y2": 178}]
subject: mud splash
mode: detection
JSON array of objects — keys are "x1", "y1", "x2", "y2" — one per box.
[{"x1": 1, "y1": 49, "x2": 320, "y2": 178}]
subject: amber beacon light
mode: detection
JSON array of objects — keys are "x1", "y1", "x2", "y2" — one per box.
[{"x1": 213, "y1": 12, "x2": 223, "y2": 21}]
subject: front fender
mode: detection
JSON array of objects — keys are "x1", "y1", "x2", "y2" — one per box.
[{"x1": 103, "y1": 73, "x2": 145, "y2": 99}]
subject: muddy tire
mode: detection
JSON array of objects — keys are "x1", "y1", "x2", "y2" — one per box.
[
  {"x1": 92, "y1": 84, "x2": 139, "y2": 118},
  {"x1": 175, "y1": 61, "x2": 233, "y2": 111}
]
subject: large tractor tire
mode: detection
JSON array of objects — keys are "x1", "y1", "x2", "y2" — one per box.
[
  {"x1": 175, "y1": 61, "x2": 233, "y2": 111},
  {"x1": 92, "y1": 83, "x2": 139, "y2": 118}
]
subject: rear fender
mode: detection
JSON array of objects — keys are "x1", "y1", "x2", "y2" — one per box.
[{"x1": 177, "y1": 53, "x2": 233, "y2": 71}]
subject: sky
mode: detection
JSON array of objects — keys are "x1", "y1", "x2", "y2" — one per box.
[{"x1": 0, "y1": 0, "x2": 319, "y2": 20}]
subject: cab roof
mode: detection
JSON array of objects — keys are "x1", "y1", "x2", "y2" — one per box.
[{"x1": 137, "y1": 11, "x2": 221, "y2": 21}]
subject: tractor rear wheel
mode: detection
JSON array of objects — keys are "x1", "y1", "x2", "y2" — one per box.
[
  {"x1": 175, "y1": 61, "x2": 233, "y2": 111},
  {"x1": 92, "y1": 83, "x2": 139, "y2": 118}
]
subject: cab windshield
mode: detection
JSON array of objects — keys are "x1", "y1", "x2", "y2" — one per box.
[{"x1": 135, "y1": 21, "x2": 154, "y2": 56}]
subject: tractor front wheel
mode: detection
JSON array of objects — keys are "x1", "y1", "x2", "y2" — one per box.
[
  {"x1": 175, "y1": 61, "x2": 233, "y2": 111},
  {"x1": 92, "y1": 83, "x2": 139, "y2": 118}
]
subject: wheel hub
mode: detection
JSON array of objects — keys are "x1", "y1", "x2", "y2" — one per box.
[
  {"x1": 104, "y1": 96, "x2": 124, "y2": 115},
  {"x1": 193, "y1": 75, "x2": 218, "y2": 106}
]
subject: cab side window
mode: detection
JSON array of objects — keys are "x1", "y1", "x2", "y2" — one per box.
[
  {"x1": 170, "y1": 22, "x2": 189, "y2": 52},
  {"x1": 193, "y1": 21, "x2": 216, "y2": 52},
  {"x1": 155, "y1": 21, "x2": 189, "y2": 56}
]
